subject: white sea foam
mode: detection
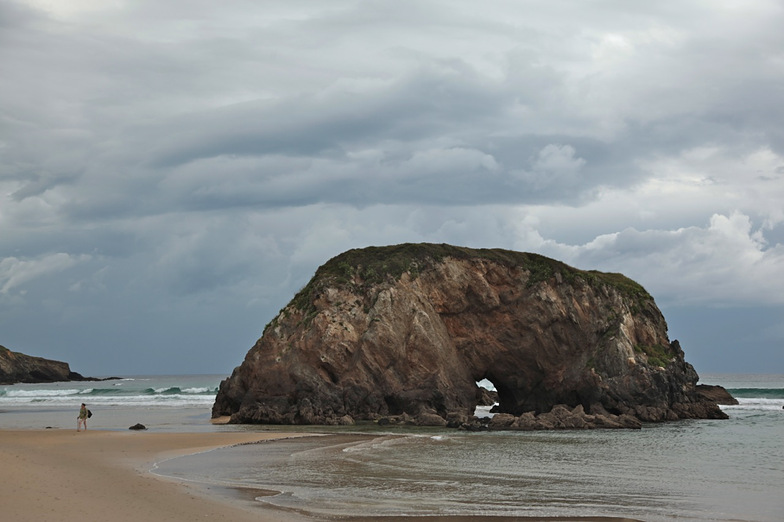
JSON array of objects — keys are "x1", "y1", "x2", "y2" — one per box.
[
  {"x1": 473, "y1": 404, "x2": 497, "y2": 417},
  {"x1": 722, "y1": 398, "x2": 784, "y2": 411},
  {"x1": 0, "y1": 375, "x2": 221, "y2": 409},
  {"x1": 183, "y1": 387, "x2": 213, "y2": 394},
  {"x1": 4, "y1": 389, "x2": 82, "y2": 397}
]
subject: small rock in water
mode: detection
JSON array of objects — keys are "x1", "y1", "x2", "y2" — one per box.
[{"x1": 129, "y1": 423, "x2": 147, "y2": 430}]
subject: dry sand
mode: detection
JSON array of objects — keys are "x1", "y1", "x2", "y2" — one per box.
[{"x1": 0, "y1": 428, "x2": 312, "y2": 522}]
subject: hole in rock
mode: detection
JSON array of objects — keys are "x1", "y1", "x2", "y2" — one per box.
[{"x1": 473, "y1": 379, "x2": 499, "y2": 418}]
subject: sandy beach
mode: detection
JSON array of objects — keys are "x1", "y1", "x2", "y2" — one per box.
[
  {"x1": 0, "y1": 375, "x2": 653, "y2": 522},
  {"x1": 0, "y1": 427, "x2": 646, "y2": 522},
  {"x1": 0, "y1": 428, "x2": 311, "y2": 522}
]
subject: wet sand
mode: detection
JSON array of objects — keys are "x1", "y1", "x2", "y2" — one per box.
[{"x1": 0, "y1": 428, "x2": 642, "y2": 522}]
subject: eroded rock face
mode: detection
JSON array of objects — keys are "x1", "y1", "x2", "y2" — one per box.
[{"x1": 213, "y1": 244, "x2": 728, "y2": 427}]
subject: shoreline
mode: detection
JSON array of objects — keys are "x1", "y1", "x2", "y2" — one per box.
[
  {"x1": 0, "y1": 427, "x2": 645, "y2": 522},
  {"x1": 3, "y1": 374, "x2": 780, "y2": 521}
]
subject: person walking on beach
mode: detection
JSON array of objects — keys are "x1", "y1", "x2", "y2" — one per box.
[{"x1": 77, "y1": 403, "x2": 88, "y2": 431}]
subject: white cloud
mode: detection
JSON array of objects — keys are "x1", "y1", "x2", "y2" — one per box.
[
  {"x1": 536, "y1": 211, "x2": 784, "y2": 307},
  {"x1": 0, "y1": 253, "x2": 90, "y2": 295},
  {"x1": 638, "y1": 146, "x2": 784, "y2": 226}
]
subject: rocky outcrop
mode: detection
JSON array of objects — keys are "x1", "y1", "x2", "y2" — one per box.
[
  {"x1": 477, "y1": 387, "x2": 499, "y2": 406},
  {"x1": 696, "y1": 384, "x2": 739, "y2": 405},
  {"x1": 485, "y1": 405, "x2": 643, "y2": 430},
  {"x1": 213, "y1": 243, "x2": 730, "y2": 428},
  {"x1": 0, "y1": 345, "x2": 86, "y2": 384}
]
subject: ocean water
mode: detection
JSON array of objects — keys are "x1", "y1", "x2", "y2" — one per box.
[
  {"x1": 0, "y1": 374, "x2": 223, "y2": 431},
  {"x1": 155, "y1": 373, "x2": 784, "y2": 522},
  {"x1": 3, "y1": 373, "x2": 783, "y2": 520}
]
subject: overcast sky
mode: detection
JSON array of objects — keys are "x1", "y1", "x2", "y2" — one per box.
[{"x1": 1, "y1": 0, "x2": 783, "y2": 377}]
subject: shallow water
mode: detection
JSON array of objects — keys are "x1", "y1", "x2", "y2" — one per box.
[
  {"x1": 156, "y1": 405, "x2": 784, "y2": 521},
  {"x1": 155, "y1": 372, "x2": 784, "y2": 521},
  {"x1": 4, "y1": 373, "x2": 783, "y2": 520}
]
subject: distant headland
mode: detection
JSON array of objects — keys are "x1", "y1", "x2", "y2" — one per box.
[{"x1": 0, "y1": 344, "x2": 117, "y2": 384}]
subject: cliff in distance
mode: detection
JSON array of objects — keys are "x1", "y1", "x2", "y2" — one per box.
[
  {"x1": 213, "y1": 244, "x2": 728, "y2": 429},
  {"x1": 0, "y1": 345, "x2": 86, "y2": 384}
]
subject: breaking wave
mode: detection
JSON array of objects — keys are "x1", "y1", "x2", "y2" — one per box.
[{"x1": 0, "y1": 376, "x2": 221, "y2": 408}]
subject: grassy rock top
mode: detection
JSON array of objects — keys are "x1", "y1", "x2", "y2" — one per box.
[{"x1": 290, "y1": 243, "x2": 651, "y2": 313}]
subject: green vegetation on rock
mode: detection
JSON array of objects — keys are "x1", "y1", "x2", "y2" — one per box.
[
  {"x1": 285, "y1": 243, "x2": 653, "y2": 318},
  {"x1": 634, "y1": 344, "x2": 673, "y2": 368}
]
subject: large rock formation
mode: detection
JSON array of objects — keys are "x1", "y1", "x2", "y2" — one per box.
[
  {"x1": 0, "y1": 345, "x2": 86, "y2": 384},
  {"x1": 213, "y1": 244, "x2": 728, "y2": 428}
]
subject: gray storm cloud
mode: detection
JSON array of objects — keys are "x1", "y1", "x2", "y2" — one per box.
[{"x1": 1, "y1": 0, "x2": 782, "y2": 374}]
